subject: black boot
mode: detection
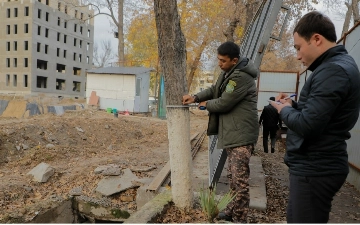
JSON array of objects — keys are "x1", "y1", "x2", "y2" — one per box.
[
  {"x1": 263, "y1": 140, "x2": 268, "y2": 153},
  {"x1": 271, "y1": 147, "x2": 275, "y2": 153}
]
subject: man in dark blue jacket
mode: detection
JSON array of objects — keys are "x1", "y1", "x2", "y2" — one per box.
[
  {"x1": 259, "y1": 97, "x2": 282, "y2": 153},
  {"x1": 271, "y1": 11, "x2": 360, "y2": 223}
]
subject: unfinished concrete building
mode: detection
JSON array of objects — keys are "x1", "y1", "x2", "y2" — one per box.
[{"x1": 0, "y1": 0, "x2": 94, "y2": 97}]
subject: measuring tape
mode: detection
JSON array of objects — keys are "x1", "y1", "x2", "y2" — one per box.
[{"x1": 166, "y1": 105, "x2": 206, "y2": 110}]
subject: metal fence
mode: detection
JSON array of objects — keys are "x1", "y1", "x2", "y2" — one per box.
[
  {"x1": 339, "y1": 21, "x2": 360, "y2": 191},
  {"x1": 208, "y1": 0, "x2": 289, "y2": 187},
  {"x1": 257, "y1": 70, "x2": 299, "y2": 112}
]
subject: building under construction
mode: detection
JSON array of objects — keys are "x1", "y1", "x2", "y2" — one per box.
[{"x1": 0, "y1": 0, "x2": 94, "y2": 97}]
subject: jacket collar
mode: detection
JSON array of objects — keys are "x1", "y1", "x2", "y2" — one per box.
[
  {"x1": 307, "y1": 45, "x2": 347, "y2": 72},
  {"x1": 223, "y1": 57, "x2": 248, "y2": 76}
]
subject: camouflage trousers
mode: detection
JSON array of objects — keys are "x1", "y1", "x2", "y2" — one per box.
[{"x1": 224, "y1": 144, "x2": 254, "y2": 223}]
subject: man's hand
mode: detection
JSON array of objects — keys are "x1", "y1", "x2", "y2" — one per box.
[
  {"x1": 182, "y1": 95, "x2": 195, "y2": 105},
  {"x1": 270, "y1": 99, "x2": 292, "y2": 113},
  {"x1": 198, "y1": 101, "x2": 206, "y2": 109},
  {"x1": 275, "y1": 92, "x2": 288, "y2": 101},
  {"x1": 275, "y1": 92, "x2": 293, "y2": 106}
]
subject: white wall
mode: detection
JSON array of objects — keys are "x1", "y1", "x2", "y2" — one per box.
[
  {"x1": 340, "y1": 24, "x2": 360, "y2": 191},
  {"x1": 257, "y1": 71, "x2": 298, "y2": 112},
  {"x1": 86, "y1": 74, "x2": 135, "y2": 99},
  {"x1": 86, "y1": 73, "x2": 136, "y2": 111}
]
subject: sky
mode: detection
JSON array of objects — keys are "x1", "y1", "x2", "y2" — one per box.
[
  {"x1": 312, "y1": 2, "x2": 347, "y2": 40},
  {"x1": 93, "y1": 13, "x2": 119, "y2": 62},
  {"x1": 92, "y1": 2, "x2": 348, "y2": 62}
]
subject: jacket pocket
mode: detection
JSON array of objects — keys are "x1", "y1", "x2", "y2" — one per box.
[{"x1": 286, "y1": 129, "x2": 304, "y2": 151}]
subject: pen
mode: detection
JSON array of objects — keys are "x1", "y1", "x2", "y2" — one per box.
[{"x1": 282, "y1": 94, "x2": 297, "y2": 100}]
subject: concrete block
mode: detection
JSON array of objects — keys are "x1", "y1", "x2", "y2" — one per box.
[
  {"x1": 249, "y1": 156, "x2": 267, "y2": 211},
  {"x1": 74, "y1": 196, "x2": 129, "y2": 222},
  {"x1": 124, "y1": 190, "x2": 172, "y2": 223},
  {"x1": 27, "y1": 162, "x2": 55, "y2": 182}
]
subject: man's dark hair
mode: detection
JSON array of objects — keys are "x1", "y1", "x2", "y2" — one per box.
[
  {"x1": 294, "y1": 11, "x2": 337, "y2": 42},
  {"x1": 269, "y1": 97, "x2": 275, "y2": 101},
  {"x1": 217, "y1": 41, "x2": 240, "y2": 60}
]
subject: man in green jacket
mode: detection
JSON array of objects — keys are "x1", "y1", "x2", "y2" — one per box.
[{"x1": 183, "y1": 41, "x2": 259, "y2": 223}]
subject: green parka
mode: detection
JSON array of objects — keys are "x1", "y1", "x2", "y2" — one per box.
[{"x1": 195, "y1": 58, "x2": 259, "y2": 149}]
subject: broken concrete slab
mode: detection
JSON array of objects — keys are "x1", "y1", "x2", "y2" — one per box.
[
  {"x1": 124, "y1": 190, "x2": 172, "y2": 223},
  {"x1": 74, "y1": 195, "x2": 130, "y2": 222},
  {"x1": 27, "y1": 162, "x2": 55, "y2": 182},
  {"x1": 32, "y1": 200, "x2": 76, "y2": 223},
  {"x1": 94, "y1": 165, "x2": 111, "y2": 174},
  {"x1": 69, "y1": 187, "x2": 83, "y2": 196},
  {"x1": 136, "y1": 186, "x2": 167, "y2": 209},
  {"x1": 95, "y1": 168, "x2": 142, "y2": 196},
  {"x1": 94, "y1": 164, "x2": 120, "y2": 175},
  {"x1": 130, "y1": 165, "x2": 156, "y2": 173},
  {"x1": 102, "y1": 167, "x2": 122, "y2": 176}
]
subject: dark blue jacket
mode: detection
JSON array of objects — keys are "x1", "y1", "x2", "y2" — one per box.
[{"x1": 280, "y1": 45, "x2": 360, "y2": 176}]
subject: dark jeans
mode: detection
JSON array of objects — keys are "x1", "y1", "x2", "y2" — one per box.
[
  {"x1": 262, "y1": 126, "x2": 277, "y2": 152},
  {"x1": 287, "y1": 173, "x2": 347, "y2": 223}
]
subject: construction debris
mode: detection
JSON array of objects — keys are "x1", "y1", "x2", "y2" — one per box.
[{"x1": 27, "y1": 162, "x2": 55, "y2": 182}]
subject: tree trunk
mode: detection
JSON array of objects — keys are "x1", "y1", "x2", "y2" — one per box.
[
  {"x1": 118, "y1": 0, "x2": 125, "y2": 66},
  {"x1": 153, "y1": 0, "x2": 193, "y2": 209},
  {"x1": 342, "y1": 2, "x2": 352, "y2": 37},
  {"x1": 352, "y1": 0, "x2": 360, "y2": 23},
  {"x1": 223, "y1": 0, "x2": 240, "y2": 41},
  {"x1": 187, "y1": 39, "x2": 207, "y2": 91}
]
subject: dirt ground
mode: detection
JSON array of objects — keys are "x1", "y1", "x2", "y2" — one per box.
[
  {"x1": 0, "y1": 107, "x2": 207, "y2": 223},
  {"x1": 0, "y1": 106, "x2": 359, "y2": 223}
]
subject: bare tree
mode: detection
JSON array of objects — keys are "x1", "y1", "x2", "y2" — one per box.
[
  {"x1": 223, "y1": 0, "x2": 241, "y2": 41},
  {"x1": 187, "y1": 39, "x2": 208, "y2": 90},
  {"x1": 78, "y1": 0, "x2": 143, "y2": 66},
  {"x1": 352, "y1": 0, "x2": 360, "y2": 23},
  {"x1": 154, "y1": 0, "x2": 193, "y2": 209},
  {"x1": 342, "y1": 2, "x2": 353, "y2": 36},
  {"x1": 117, "y1": 0, "x2": 124, "y2": 65},
  {"x1": 322, "y1": 0, "x2": 360, "y2": 36},
  {"x1": 93, "y1": 40, "x2": 114, "y2": 67}
]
